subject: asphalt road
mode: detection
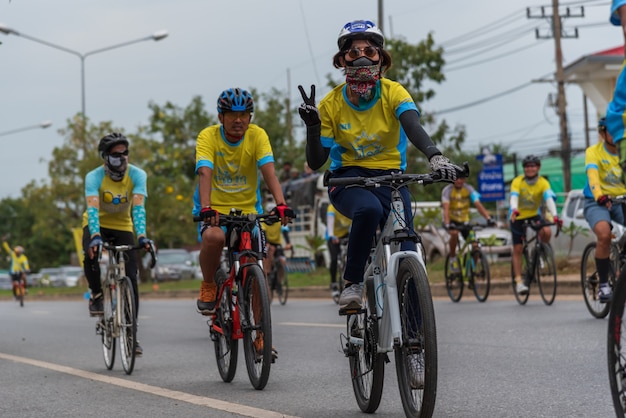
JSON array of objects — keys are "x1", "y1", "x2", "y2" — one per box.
[{"x1": 0, "y1": 295, "x2": 616, "y2": 417}]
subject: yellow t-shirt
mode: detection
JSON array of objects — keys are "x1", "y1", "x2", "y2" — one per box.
[
  {"x1": 2, "y1": 242, "x2": 29, "y2": 274},
  {"x1": 326, "y1": 204, "x2": 352, "y2": 239},
  {"x1": 441, "y1": 183, "x2": 480, "y2": 223},
  {"x1": 194, "y1": 124, "x2": 274, "y2": 215},
  {"x1": 509, "y1": 175, "x2": 554, "y2": 220},
  {"x1": 262, "y1": 222, "x2": 283, "y2": 245},
  {"x1": 319, "y1": 78, "x2": 419, "y2": 171},
  {"x1": 583, "y1": 141, "x2": 626, "y2": 199}
]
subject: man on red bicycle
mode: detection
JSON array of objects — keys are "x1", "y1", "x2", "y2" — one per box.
[
  {"x1": 509, "y1": 155, "x2": 562, "y2": 295},
  {"x1": 2, "y1": 235, "x2": 30, "y2": 298},
  {"x1": 192, "y1": 88, "x2": 293, "y2": 316}
]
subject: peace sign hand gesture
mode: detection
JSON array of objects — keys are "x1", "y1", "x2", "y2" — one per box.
[{"x1": 297, "y1": 84, "x2": 321, "y2": 127}]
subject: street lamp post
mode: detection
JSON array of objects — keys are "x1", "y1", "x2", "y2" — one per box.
[
  {"x1": 0, "y1": 120, "x2": 52, "y2": 137},
  {"x1": 0, "y1": 24, "x2": 168, "y2": 118}
]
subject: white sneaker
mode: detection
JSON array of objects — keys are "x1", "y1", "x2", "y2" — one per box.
[
  {"x1": 408, "y1": 352, "x2": 425, "y2": 389},
  {"x1": 599, "y1": 284, "x2": 613, "y2": 303},
  {"x1": 338, "y1": 284, "x2": 362, "y2": 310},
  {"x1": 516, "y1": 281, "x2": 529, "y2": 295}
]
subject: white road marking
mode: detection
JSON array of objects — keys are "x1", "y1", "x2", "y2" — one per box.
[
  {"x1": 0, "y1": 352, "x2": 299, "y2": 418},
  {"x1": 279, "y1": 322, "x2": 344, "y2": 328}
]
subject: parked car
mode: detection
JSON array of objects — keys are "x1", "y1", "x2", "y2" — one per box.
[
  {"x1": 59, "y1": 265, "x2": 84, "y2": 287},
  {"x1": 31, "y1": 267, "x2": 63, "y2": 287},
  {"x1": 554, "y1": 189, "x2": 594, "y2": 257},
  {"x1": 149, "y1": 249, "x2": 195, "y2": 281},
  {"x1": 0, "y1": 269, "x2": 12, "y2": 290}
]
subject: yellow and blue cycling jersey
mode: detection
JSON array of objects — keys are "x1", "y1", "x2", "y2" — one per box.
[
  {"x1": 607, "y1": 0, "x2": 626, "y2": 143},
  {"x1": 81, "y1": 164, "x2": 147, "y2": 233},
  {"x1": 441, "y1": 183, "x2": 480, "y2": 223},
  {"x1": 193, "y1": 124, "x2": 274, "y2": 216},
  {"x1": 319, "y1": 78, "x2": 419, "y2": 171},
  {"x1": 583, "y1": 141, "x2": 626, "y2": 199},
  {"x1": 2, "y1": 242, "x2": 29, "y2": 274},
  {"x1": 325, "y1": 204, "x2": 352, "y2": 239},
  {"x1": 509, "y1": 175, "x2": 555, "y2": 220}
]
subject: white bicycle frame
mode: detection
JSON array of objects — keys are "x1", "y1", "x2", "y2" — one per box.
[
  {"x1": 103, "y1": 244, "x2": 132, "y2": 337},
  {"x1": 354, "y1": 190, "x2": 427, "y2": 353}
]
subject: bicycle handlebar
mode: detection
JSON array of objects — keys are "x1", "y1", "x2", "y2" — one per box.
[
  {"x1": 324, "y1": 162, "x2": 470, "y2": 188},
  {"x1": 97, "y1": 241, "x2": 157, "y2": 269},
  {"x1": 521, "y1": 219, "x2": 561, "y2": 238},
  {"x1": 192, "y1": 211, "x2": 282, "y2": 225}
]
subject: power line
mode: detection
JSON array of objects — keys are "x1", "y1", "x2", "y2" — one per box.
[
  {"x1": 446, "y1": 41, "x2": 546, "y2": 72},
  {"x1": 432, "y1": 81, "x2": 533, "y2": 115}
]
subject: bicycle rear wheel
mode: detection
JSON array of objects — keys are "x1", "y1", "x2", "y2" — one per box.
[
  {"x1": 16, "y1": 281, "x2": 24, "y2": 307},
  {"x1": 581, "y1": 242, "x2": 614, "y2": 319},
  {"x1": 347, "y1": 279, "x2": 385, "y2": 414},
  {"x1": 444, "y1": 254, "x2": 463, "y2": 302},
  {"x1": 241, "y1": 264, "x2": 272, "y2": 390},
  {"x1": 101, "y1": 281, "x2": 116, "y2": 370},
  {"x1": 395, "y1": 257, "x2": 437, "y2": 418},
  {"x1": 608, "y1": 268, "x2": 626, "y2": 415},
  {"x1": 536, "y1": 243, "x2": 557, "y2": 306},
  {"x1": 212, "y1": 269, "x2": 238, "y2": 383},
  {"x1": 470, "y1": 250, "x2": 491, "y2": 302},
  {"x1": 511, "y1": 251, "x2": 530, "y2": 305},
  {"x1": 277, "y1": 262, "x2": 288, "y2": 305},
  {"x1": 118, "y1": 277, "x2": 137, "y2": 375}
]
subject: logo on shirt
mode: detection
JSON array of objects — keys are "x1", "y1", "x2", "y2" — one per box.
[{"x1": 351, "y1": 132, "x2": 385, "y2": 160}]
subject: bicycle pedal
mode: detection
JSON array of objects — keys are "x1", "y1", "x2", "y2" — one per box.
[{"x1": 339, "y1": 307, "x2": 366, "y2": 316}]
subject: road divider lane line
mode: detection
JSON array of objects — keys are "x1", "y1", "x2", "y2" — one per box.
[
  {"x1": 0, "y1": 352, "x2": 299, "y2": 418},
  {"x1": 279, "y1": 322, "x2": 344, "y2": 328}
]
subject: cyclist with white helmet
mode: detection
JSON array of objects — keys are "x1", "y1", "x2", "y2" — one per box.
[
  {"x1": 193, "y1": 88, "x2": 293, "y2": 317},
  {"x1": 297, "y1": 20, "x2": 463, "y2": 312},
  {"x1": 583, "y1": 117, "x2": 626, "y2": 302},
  {"x1": 82, "y1": 132, "x2": 153, "y2": 356},
  {"x1": 509, "y1": 154, "x2": 561, "y2": 295}
]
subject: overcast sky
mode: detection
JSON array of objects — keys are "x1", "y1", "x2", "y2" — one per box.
[{"x1": 0, "y1": 0, "x2": 620, "y2": 198}]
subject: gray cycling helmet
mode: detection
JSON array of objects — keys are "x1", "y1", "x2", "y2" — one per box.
[{"x1": 522, "y1": 154, "x2": 540, "y2": 167}]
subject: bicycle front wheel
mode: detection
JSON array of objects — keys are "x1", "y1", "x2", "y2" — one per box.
[
  {"x1": 444, "y1": 254, "x2": 463, "y2": 302},
  {"x1": 536, "y1": 243, "x2": 557, "y2": 306},
  {"x1": 118, "y1": 277, "x2": 137, "y2": 375},
  {"x1": 101, "y1": 281, "x2": 116, "y2": 370},
  {"x1": 213, "y1": 269, "x2": 238, "y2": 383},
  {"x1": 395, "y1": 257, "x2": 437, "y2": 418},
  {"x1": 16, "y1": 282, "x2": 24, "y2": 307},
  {"x1": 241, "y1": 264, "x2": 272, "y2": 390},
  {"x1": 608, "y1": 269, "x2": 626, "y2": 415},
  {"x1": 581, "y1": 242, "x2": 615, "y2": 319},
  {"x1": 469, "y1": 250, "x2": 491, "y2": 302},
  {"x1": 348, "y1": 279, "x2": 385, "y2": 414},
  {"x1": 277, "y1": 262, "x2": 288, "y2": 306}
]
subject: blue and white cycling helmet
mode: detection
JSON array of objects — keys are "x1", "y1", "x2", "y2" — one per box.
[
  {"x1": 337, "y1": 20, "x2": 384, "y2": 50},
  {"x1": 217, "y1": 88, "x2": 254, "y2": 114}
]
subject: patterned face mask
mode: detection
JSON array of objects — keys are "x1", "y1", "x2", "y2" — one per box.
[
  {"x1": 104, "y1": 154, "x2": 128, "y2": 181},
  {"x1": 345, "y1": 64, "x2": 380, "y2": 101}
]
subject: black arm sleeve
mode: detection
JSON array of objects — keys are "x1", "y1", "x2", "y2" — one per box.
[
  {"x1": 399, "y1": 110, "x2": 441, "y2": 160},
  {"x1": 305, "y1": 123, "x2": 330, "y2": 170}
]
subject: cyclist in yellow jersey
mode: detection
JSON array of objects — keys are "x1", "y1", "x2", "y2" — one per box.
[
  {"x1": 193, "y1": 88, "x2": 293, "y2": 317},
  {"x1": 2, "y1": 235, "x2": 30, "y2": 298},
  {"x1": 583, "y1": 117, "x2": 626, "y2": 302},
  {"x1": 326, "y1": 203, "x2": 352, "y2": 298},
  {"x1": 82, "y1": 133, "x2": 153, "y2": 356},
  {"x1": 441, "y1": 177, "x2": 494, "y2": 274},
  {"x1": 509, "y1": 154, "x2": 561, "y2": 295}
]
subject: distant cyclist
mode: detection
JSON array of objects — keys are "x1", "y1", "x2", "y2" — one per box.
[
  {"x1": 583, "y1": 117, "x2": 626, "y2": 302},
  {"x1": 509, "y1": 154, "x2": 561, "y2": 295},
  {"x1": 325, "y1": 203, "x2": 351, "y2": 299},
  {"x1": 2, "y1": 234, "x2": 30, "y2": 298},
  {"x1": 441, "y1": 177, "x2": 494, "y2": 274}
]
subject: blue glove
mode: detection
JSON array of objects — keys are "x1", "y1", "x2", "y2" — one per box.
[
  {"x1": 138, "y1": 236, "x2": 153, "y2": 248},
  {"x1": 89, "y1": 235, "x2": 103, "y2": 249}
]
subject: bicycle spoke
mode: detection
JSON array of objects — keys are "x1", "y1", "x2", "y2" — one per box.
[{"x1": 118, "y1": 278, "x2": 137, "y2": 375}]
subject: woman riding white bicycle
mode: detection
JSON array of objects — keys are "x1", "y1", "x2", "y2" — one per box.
[{"x1": 297, "y1": 20, "x2": 461, "y2": 312}]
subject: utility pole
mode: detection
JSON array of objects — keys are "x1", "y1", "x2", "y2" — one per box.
[
  {"x1": 378, "y1": 0, "x2": 384, "y2": 32},
  {"x1": 527, "y1": 1, "x2": 584, "y2": 193}
]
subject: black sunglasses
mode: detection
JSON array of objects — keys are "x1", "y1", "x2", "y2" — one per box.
[{"x1": 109, "y1": 150, "x2": 129, "y2": 158}]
